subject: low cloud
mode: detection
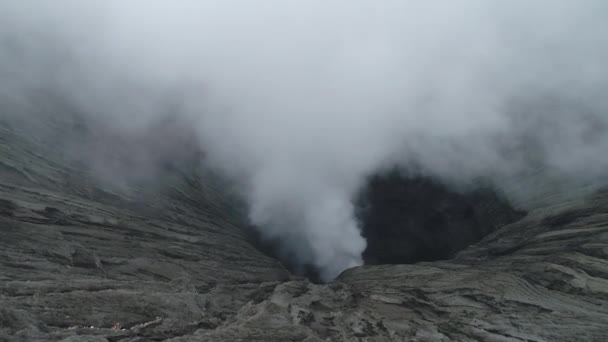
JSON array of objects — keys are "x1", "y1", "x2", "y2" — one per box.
[{"x1": 1, "y1": 1, "x2": 607, "y2": 279}]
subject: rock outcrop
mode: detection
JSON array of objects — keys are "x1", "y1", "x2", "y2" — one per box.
[{"x1": 1, "y1": 114, "x2": 607, "y2": 341}]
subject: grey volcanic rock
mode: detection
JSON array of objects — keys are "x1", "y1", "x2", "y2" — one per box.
[
  {"x1": 0, "y1": 115, "x2": 290, "y2": 341},
  {"x1": 1, "y1": 113, "x2": 608, "y2": 341},
  {"x1": 175, "y1": 190, "x2": 608, "y2": 342}
]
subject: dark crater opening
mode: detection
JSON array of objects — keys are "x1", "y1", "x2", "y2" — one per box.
[
  {"x1": 249, "y1": 169, "x2": 526, "y2": 283},
  {"x1": 356, "y1": 170, "x2": 526, "y2": 265},
  {"x1": 247, "y1": 230, "x2": 327, "y2": 284}
]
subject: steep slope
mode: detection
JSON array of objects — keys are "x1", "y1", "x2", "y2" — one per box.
[
  {"x1": 0, "y1": 114, "x2": 290, "y2": 341},
  {"x1": 1, "y1": 111, "x2": 607, "y2": 341}
]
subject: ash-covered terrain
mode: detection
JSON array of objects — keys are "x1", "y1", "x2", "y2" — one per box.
[
  {"x1": 1, "y1": 113, "x2": 607, "y2": 341},
  {"x1": 2, "y1": 2, "x2": 608, "y2": 341}
]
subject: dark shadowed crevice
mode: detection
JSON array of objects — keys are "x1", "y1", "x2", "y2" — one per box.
[
  {"x1": 246, "y1": 229, "x2": 325, "y2": 284},
  {"x1": 355, "y1": 170, "x2": 527, "y2": 265},
  {"x1": 248, "y1": 169, "x2": 526, "y2": 282}
]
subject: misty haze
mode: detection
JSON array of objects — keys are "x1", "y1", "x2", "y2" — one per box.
[{"x1": 1, "y1": 1, "x2": 607, "y2": 341}]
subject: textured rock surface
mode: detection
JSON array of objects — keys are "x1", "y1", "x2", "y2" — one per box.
[
  {"x1": 0, "y1": 114, "x2": 290, "y2": 341},
  {"x1": 167, "y1": 190, "x2": 608, "y2": 342},
  {"x1": 1, "y1": 114, "x2": 608, "y2": 341}
]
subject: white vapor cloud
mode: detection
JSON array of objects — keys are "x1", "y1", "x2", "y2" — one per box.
[{"x1": 1, "y1": 1, "x2": 607, "y2": 279}]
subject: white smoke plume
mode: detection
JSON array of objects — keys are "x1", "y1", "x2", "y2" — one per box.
[{"x1": 1, "y1": 1, "x2": 607, "y2": 279}]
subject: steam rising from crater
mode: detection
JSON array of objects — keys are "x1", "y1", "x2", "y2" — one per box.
[{"x1": 1, "y1": 1, "x2": 607, "y2": 279}]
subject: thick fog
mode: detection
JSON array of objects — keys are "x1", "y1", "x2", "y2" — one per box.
[{"x1": 1, "y1": 1, "x2": 607, "y2": 280}]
